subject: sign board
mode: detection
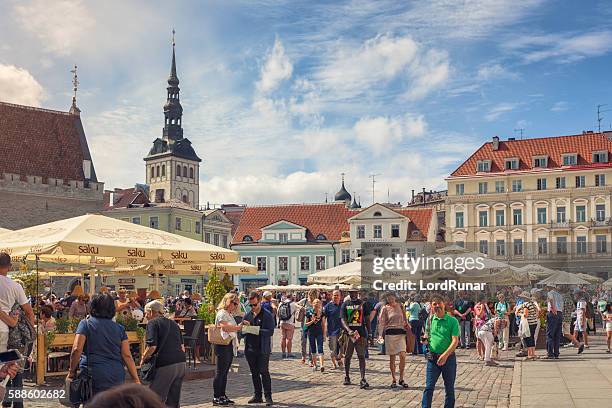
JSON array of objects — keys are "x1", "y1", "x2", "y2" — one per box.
[
  {"x1": 180, "y1": 278, "x2": 196, "y2": 284},
  {"x1": 118, "y1": 278, "x2": 136, "y2": 284}
]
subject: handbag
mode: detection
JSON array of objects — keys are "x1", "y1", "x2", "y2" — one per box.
[
  {"x1": 208, "y1": 325, "x2": 232, "y2": 345},
  {"x1": 68, "y1": 319, "x2": 94, "y2": 405},
  {"x1": 140, "y1": 318, "x2": 169, "y2": 382}
]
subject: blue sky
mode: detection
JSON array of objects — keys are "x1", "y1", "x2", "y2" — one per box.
[{"x1": 2, "y1": 0, "x2": 612, "y2": 206}]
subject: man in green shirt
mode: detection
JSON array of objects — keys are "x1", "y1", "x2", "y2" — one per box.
[{"x1": 422, "y1": 294, "x2": 459, "y2": 408}]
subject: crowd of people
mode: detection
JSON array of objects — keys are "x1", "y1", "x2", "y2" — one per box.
[{"x1": 1, "y1": 250, "x2": 611, "y2": 407}]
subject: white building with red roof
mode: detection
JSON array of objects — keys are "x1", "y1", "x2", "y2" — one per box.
[{"x1": 446, "y1": 132, "x2": 612, "y2": 278}]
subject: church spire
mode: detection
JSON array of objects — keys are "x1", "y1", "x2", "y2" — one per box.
[{"x1": 163, "y1": 29, "x2": 183, "y2": 140}]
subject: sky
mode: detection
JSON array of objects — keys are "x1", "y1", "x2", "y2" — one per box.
[{"x1": 2, "y1": 0, "x2": 612, "y2": 207}]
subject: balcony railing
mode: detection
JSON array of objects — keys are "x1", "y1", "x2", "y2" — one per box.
[
  {"x1": 549, "y1": 220, "x2": 571, "y2": 229},
  {"x1": 590, "y1": 218, "x2": 612, "y2": 227}
]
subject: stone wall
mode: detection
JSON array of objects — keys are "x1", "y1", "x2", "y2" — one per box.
[{"x1": 0, "y1": 190, "x2": 104, "y2": 229}]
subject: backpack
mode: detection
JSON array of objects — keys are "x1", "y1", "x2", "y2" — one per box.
[
  {"x1": 585, "y1": 301, "x2": 594, "y2": 319},
  {"x1": 418, "y1": 304, "x2": 429, "y2": 322},
  {"x1": 8, "y1": 303, "x2": 35, "y2": 355},
  {"x1": 278, "y1": 301, "x2": 293, "y2": 322}
]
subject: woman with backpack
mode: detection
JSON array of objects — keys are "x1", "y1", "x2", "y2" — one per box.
[
  {"x1": 304, "y1": 299, "x2": 326, "y2": 372},
  {"x1": 278, "y1": 293, "x2": 297, "y2": 359}
]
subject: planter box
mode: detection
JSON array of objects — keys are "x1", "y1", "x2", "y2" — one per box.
[{"x1": 36, "y1": 331, "x2": 143, "y2": 385}]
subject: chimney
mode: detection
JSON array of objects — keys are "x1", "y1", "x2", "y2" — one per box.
[
  {"x1": 422, "y1": 188, "x2": 426, "y2": 203},
  {"x1": 411, "y1": 190, "x2": 415, "y2": 200},
  {"x1": 508, "y1": 137, "x2": 515, "y2": 141},
  {"x1": 492, "y1": 136, "x2": 500, "y2": 151}
]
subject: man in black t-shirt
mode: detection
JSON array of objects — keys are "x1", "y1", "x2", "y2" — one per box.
[
  {"x1": 453, "y1": 292, "x2": 474, "y2": 349},
  {"x1": 340, "y1": 289, "x2": 374, "y2": 389}
]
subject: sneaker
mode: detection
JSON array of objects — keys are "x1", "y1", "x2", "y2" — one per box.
[
  {"x1": 466, "y1": 345, "x2": 470, "y2": 349},
  {"x1": 221, "y1": 396, "x2": 235, "y2": 405},
  {"x1": 502, "y1": 347, "x2": 508, "y2": 351},
  {"x1": 213, "y1": 398, "x2": 229, "y2": 406},
  {"x1": 485, "y1": 360, "x2": 499, "y2": 366},
  {"x1": 542, "y1": 355, "x2": 555, "y2": 360},
  {"x1": 265, "y1": 396, "x2": 274, "y2": 406},
  {"x1": 578, "y1": 344, "x2": 585, "y2": 354},
  {"x1": 286, "y1": 353, "x2": 295, "y2": 359},
  {"x1": 343, "y1": 376, "x2": 351, "y2": 385},
  {"x1": 248, "y1": 396, "x2": 263, "y2": 404},
  {"x1": 359, "y1": 379, "x2": 370, "y2": 389},
  {"x1": 281, "y1": 353, "x2": 287, "y2": 359},
  {"x1": 584, "y1": 345, "x2": 590, "y2": 349}
]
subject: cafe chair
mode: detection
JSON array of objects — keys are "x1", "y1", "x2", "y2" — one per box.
[{"x1": 183, "y1": 319, "x2": 203, "y2": 368}]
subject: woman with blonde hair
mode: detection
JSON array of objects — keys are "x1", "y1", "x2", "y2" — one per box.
[
  {"x1": 304, "y1": 299, "x2": 326, "y2": 372},
  {"x1": 297, "y1": 289, "x2": 319, "y2": 364},
  {"x1": 213, "y1": 293, "x2": 245, "y2": 406}
]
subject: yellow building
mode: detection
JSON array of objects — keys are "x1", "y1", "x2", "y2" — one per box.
[{"x1": 446, "y1": 132, "x2": 612, "y2": 279}]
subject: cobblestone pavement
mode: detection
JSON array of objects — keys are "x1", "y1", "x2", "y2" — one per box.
[{"x1": 23, "y1": 328, "x2": 515, "y2": 408}]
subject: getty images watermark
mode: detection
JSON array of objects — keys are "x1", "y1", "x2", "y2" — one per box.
[{"x1": 360, "y1": 243, "x2": 488, "y2": 292}]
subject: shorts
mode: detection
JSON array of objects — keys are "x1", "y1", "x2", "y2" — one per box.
[
  {"x1": 562, "y1": 322, "x2": 571, "y2": 335},
  {"x1": 280, "y1": 322, "x2": 295, "y2": 340},
  {"x1": 328, "y1": 335, "x2": 339, "y2": 358}
]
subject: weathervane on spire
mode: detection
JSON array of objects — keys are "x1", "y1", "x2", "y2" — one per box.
[
  {"x1": 69, "y1": 64, "x2": 80, "y2": 114},
  {"x1": 172, "y1": 28, "x2": 176, "y2": 47}
]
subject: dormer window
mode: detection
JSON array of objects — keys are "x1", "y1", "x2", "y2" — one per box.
[
  {"x1": 373, "y1": 211, "x2": 382, "y2": 217},
  {"x1": 533, "y1": 156, "x2": 548, "y2": 168},
  {"x1": 279, "y1": 233, "x2": 288, "y2": 244},
  {"x1": 505, "y1": 158, "x2": 519, "y2": 170},
  {"x1": 316, "y1": 234, "x2": 327, "y2": 240},
  {"x1": 242, "y1": 235, "x2": 253, "y2": 242},
  {"x1": 592, "y1": 151, "x2": 608, "y2": 163},
  {"x1": 562, "y1": 154, "x2": 577, "y2": 166},
  {"x1": 476, "y1": 160, "x2": 491, "y2": 172}
]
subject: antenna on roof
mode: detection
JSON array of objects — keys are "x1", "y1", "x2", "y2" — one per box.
[
  {"x1": 324, "y1": 192, "x2": 328, "y2": 203},
  {"x1": 369, "y1": 173, "x2": 381, "y2": 205},
  {"x1": 597, "y1": 104, "x2": 609, "y2": 133},
  {"x1": 513, "y1": 128, "x2": 524, "y2": 139}
]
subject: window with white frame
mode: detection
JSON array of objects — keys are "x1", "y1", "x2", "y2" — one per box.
[
  {"x1": 576, "y1": 175, "x2": 585, "y2": 188},
  {"x1": 455, "y1": 212, "x2": 464, "y2": 228},
  {"x1": 495, "y1": 240, "x2": 505, "y2": 256},
  {"x1": 495, "y1": 209, "x2": 505, "y2": 226},
  {"x1": 242, "y1": 256, "x2": 252, "y2": 265},
  {"x1": 357, "y1": 225, "x2": 365, "y2": 239},
  {"x1": 533, "y1": 156, "x2": 547, "y2": 168},
  {"x1": 513, "y1": 208, "x2": 522, "y2": 225},
  {"x1": 513, "y1": 239, "x2": 523, "y2": 255},
  {"x1": 556, "y1": 177, "x2": 566, "y2": 189},
  {"x1": 557, "y1": 237, "x2": 567, "y2": 254},
  {"x1": 562, "y1": 154, "x2": 577, "y2": 166},
  {"x1": 595, "y1": 174, "x2": 606, "y2": 186},
  {"x1": 300, "y1": 256, "x2": 310, "y2": 271},
  {"x1": 213, "y1": 234, "x2": 219, "y2": 246},
  {"x1": 596, "y1": 235, "x2": 607, "y2": 253},
  {"x1": 596, "y1": 204, "x2": 606, "y2": 221},
  {"x1": 257, "y1": 257, "x2": 267, "y2": 271},
  {"x1": 479, "y1": 211, "x2": 488, "y2": 227},
  {"x1": 391, "y1": 224, "x2": 400, "y2": 238},
  {"x1": 373, "y1": 225, "x2": 382, "y2": 238},
  {"x1": 477, "y1": 160, "x2": 491, "y2": 172},
  {"x1": 390, "y1": 248, "x2": 400, "y2": 259},
  {"x1": 505, "y1": 158, "x2": 519, "y2": 170},
  {"x1": 495, "y1": 181, "x2": 505, "y2": 193},
  {"x1": 512, "y1": 180, "x2": 522, "y2": 192},
  {"x1": 478, "y1": 182, "x2": 488, "y2": 194},
  {"x1": 315, "y1": 256, "x2": 326, "y2": 271},
  {"x1": 175, "y1": 217, "x2": 182, "y2": 231},
  {"x1": 149, "y1": 216, "x2": 159, "y2": 229},
  {"x1": 479, "y1": 240, "x2": 488, "y2": 255},
  {"x1": 406, "y1": 248, "x2": 416, "y2": 258},
  {"x1": 132, "y1": 217, "x2": 141, "y2": 225},
  {"x1": 195, "y1": 221, "x2": 201, "y2": 234},
  {"x1": 204, "y1": 232, "x2": 211, "y2": 243},
  {"x1": 538, "y1": 238, "x2": 547, "y2": 255},
  {"x1": 278, "y1": 256, "x2": 288, "y2": 271},
  {"x1": 556, "y1": 207, "x2": 566, "y2": 223},
  {"x1": 455, "y1": 184, "x2": 465, "y2": 195},
  {"x1": 279, "y1": 233, "x2": 288, "y2": 244},
  {"x1": 341, "y1": 250, "x2": 351, "y2": 264},
  {"x1": 592, "y1": 151, "x2": 608, "y2": 163},
  {"x1": 576, "y1": 236, "x2": 587, "y2": 254},
  {"x1": 537, "y1": 178, "x2": 547, "y2": 190},
  {"x1": 576, "y1": 205, "x2": 586, "y2": 222},
  {"x1": 537, "y1": 208, "x2": 547, "y2": 224}
]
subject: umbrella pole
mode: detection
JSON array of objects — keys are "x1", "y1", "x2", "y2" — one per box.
[
  {"x1": 155, "y1": 272, "x2": 159, "y2": 291},
  {"x1": 89, "y1": 256, "x2": 95, "y2": 296}
]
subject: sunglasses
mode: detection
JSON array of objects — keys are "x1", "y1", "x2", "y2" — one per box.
[{"x1": 249, "y1": 302, "x2": 259, "y2": 307}]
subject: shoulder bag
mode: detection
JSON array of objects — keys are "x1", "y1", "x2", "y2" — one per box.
[
  {"x1": 68, "y1": 319, "x2": 94, "y2": 405},
  {"x1": 140, "y1": 318, "x2": 170, "y2": 382},
  {"x1": 208, "y1": 312, "x2": 233, "y2": 345}
]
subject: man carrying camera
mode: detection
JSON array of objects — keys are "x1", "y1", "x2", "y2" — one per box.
[{"x1": 421, "y1": 294, "x2": 459, "y2": 408}]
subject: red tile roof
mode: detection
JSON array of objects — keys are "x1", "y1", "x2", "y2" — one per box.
[
  {"x1": 0, "y1": 101, "x2": 98, "y2": 182},
  {"x1": 451, "y1": 132, "x2": 612, "y2": 177},
  {"x1": 104, "y1": 187, "x2": 149, "y2": 209},
  {"x1": 233, "y1": 203, "x2": 354, "y2": 243},
  {"x1": 394, "y1": 207, "x2": 434, "y2": 240}
]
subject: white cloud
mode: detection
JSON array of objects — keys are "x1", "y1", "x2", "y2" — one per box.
[
  {"x1": 485, "y1": 102, "x2": 518, "y2": 121},
  {"x1": 315, "y1": 34, "x2": 449, "y2": 101},
  {"x1": 256, "y1": 38, "x2": 293, "y2": 93},
  {"x1": 13, "y1": 0, "x2": 95, "y2": 56},
  {"x1": 551, "y1": 101, "x2": 568, "y2": 112},
  {"x1": 354, "y1": 114, "x2": 427, "y2": 155},
  {"x1": 504, "y1": 31, "x2": 612, "y2": 63},
  {"x1": 476, "y1": 63, "x2": 518, "y2": 80},
  {"x1": 0, "y1": 64, "x2": 44, "y2": 106}
]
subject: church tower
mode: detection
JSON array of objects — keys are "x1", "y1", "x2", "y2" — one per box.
[{"x1": 144, "y1": 30, "x2": 202, "y2": 208}]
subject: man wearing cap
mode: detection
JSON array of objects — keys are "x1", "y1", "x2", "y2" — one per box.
[
  {"x1": 545, "y1": 285, "x2": 563, "y2": 359},
  {"x1": 141, "y1": 300, "x2": 186, "y2": 408}
]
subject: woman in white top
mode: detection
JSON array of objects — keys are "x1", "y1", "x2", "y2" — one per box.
[
  {"x1": 213, "y1": 293, "x2": 244, "y2": 406},
  {"x1": 604, "y1": 303, "x2": 612, "y2": 353}
]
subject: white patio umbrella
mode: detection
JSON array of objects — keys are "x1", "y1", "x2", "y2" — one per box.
[
  {"x1": 575, "y1": 273, "x2": 604, "y2": 284},
  {"x1": 0, "y1": 214, "x2": 237, "y2": 263},
  {"x1": 307, "y1": 260, "x2": 364, "y2": 286},
  {"x1": 603, "y1": 278, "x2": 612, "y2": 289},
  {"x1": 515, "y1": 264, "x2": 557, "y2": 280},
  {"x1": 536, "y1": 270, "x2": 590, "y2": 286}
]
